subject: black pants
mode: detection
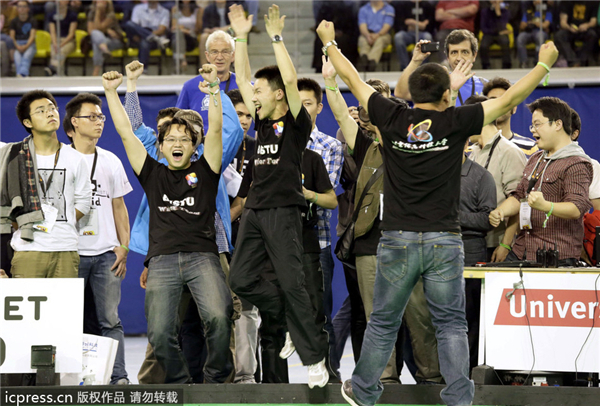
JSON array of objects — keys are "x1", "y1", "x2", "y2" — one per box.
[
  {"x1": 341, "y1": 258, "x2": 366, "y2": 362},
  {"x1": 480, "y1": 34, "x2": 511, "y2": 69},
  {"x1": 555, "y1": 29, "x2": 598, "y2": 65},
  {"x1": 230, "y1": 207, "x2": 328, "y2": 365}
]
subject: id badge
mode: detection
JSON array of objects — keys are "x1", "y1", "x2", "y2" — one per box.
[
  {"x1": 33, "y1": 204, "x2": 58, "y2": 233},
  {"x1": 79, "y1": 207, "x2": 100, "y2": 236},
  {"x1": 520, "y1": 199, "x2": 532, "y2": 230}
]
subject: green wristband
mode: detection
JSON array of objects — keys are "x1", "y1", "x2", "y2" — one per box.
[
  {"x1": 312, "y1": 193, "x2": 318, "y2": 204},
  {"x1": 543, "y1": 202, "x2": 554, "y2": 228},
  {"x1": 499, "y1": 243, "x2": 511, "y2": 251},
  {"x1": 537, "y1": 62, "x2": 550, "y2": 86},
  {"x1": 120, "y1": 244, "x2": 129, "y2": 252},
  {"x1": 325, "y1": 85, "x2": 339, "y2": 93},
  {"x1": 234, "y1": 38, "x2": 247, "y2": 42}
]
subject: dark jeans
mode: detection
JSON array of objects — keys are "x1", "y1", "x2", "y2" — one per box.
[
  {"x1": 230, "y1": 207, "x2": 328, "y2": 366},
  {"x1": 555, "y1": 29, "x2": 598, "y2": 65},
  {"x1": 122, "y1": 21, "x2": 160, "y2": 65},
  {"x1": 480, "y1": 34, "x2": 511, "y2": 69}
]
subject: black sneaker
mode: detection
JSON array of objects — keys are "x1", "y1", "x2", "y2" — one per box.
[
  {"x1": 341, "y1": 379, "x2": 366, "y2": 406},
  {"x1": 44, "y1": 66, "x2": 56, "y2": 76}
]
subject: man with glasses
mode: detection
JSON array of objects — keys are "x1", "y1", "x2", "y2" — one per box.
[
  {"x1": 490, "y1": 97, "x2": 593, "y2": 266},
  {"x1": 62, "y1": 93, "x2": 132, "y2": 385},
  {"x1": 177, "y1": 30, "x2": 238, "y2": 133},
  {"x1": 9, "y1": 90, "x2": 91, "y2": 278}
]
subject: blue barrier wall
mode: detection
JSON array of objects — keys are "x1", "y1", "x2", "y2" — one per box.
[{"x1": 1, "y1": 86, "x2": 599, "y2": 334}]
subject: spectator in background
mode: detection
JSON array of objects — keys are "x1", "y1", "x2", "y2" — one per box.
[
  {"x1": 479, "y1": 0, "x2": 512, "y2": 69},
  {"x1": 199, "y1": 0, "x2": 235, "y2": 66},
  {"x1": 123, "y1": 0, "x2": 170, "y2": 67},
  {"x1": 434, "y1": 0, "x2": 479, "y2": 63},
  {"x1": 392, "y1": 0, "x2": 435, "y2": 71},
  {"x1": 555, "y1": 0, "x2": 598, "y2": 67},
  {"x1": 1, "y1": 0, "x2": 17, "y2": 70},
  {"x1": 9, "y1": 1, "x2": 36, "y2": 78},
  {"x1": 45, "y1": 0, "x2": 77, "y2": 76},
  {"x1": 357, "y1": 0, "x2": 395, "y2": 72},
  {"x1": 517, "y1": 0, "x2": 552, "y2": 68},
  {"x1": 171, "y1": 0, "x2": 203, "y2": 74},
  {"x1": 88, "y1": 0, "x2": 125, "y2": 76}
]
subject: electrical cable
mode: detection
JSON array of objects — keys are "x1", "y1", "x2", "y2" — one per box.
[{"x1": 574, "y1": 272, "x2": 600, "y2": 382}]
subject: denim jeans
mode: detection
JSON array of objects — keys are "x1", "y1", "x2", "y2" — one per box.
[
  {"x1": 352, "y1": 231, "x2": 473, "y2": 406},
  {"x1": 516, "y1": 30, "x2": 547, "y2": 64},
  {"x1": 122, "y1": 21, "x2": 159, "y2": 65},
  {"x1": 14, "y1": 40, "x2": 36, "y2": 76},
  {"x1": 79, "y1": 251, "x2": 127, "y2": 383},
  {"x1": 146, "y1": 252, "x2": 233, "y2": 383},
  {"x1": 394, "y1": 30, "x2": 433, "y2": 70}
]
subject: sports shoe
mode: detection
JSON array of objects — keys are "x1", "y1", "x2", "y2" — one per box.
[
  {"x1": 114, "y1": 378, "x2": 130, "y2": 385},
  {"x1": 307, "y1": 357, "x2": 328, "y2": 389},
  {"x1": 279, "y1": 331, "x2": 295, "y2": 359},
  {"x1": 341, "y1": 379, "x2": 364, "y2": 406}
]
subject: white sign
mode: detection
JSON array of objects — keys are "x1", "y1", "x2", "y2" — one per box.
[
  {"x1": 485, "y1": 273, "x2": 600, "y2": 373},
  {"x1": 0, "y1": 278, "x2": 84, "y2": 373}
]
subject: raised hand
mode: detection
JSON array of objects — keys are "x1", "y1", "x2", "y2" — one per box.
[
  {"x1": 228, "y1": 4, "x2": 252, "y2": 37},
  {"x1": 265, "y1": 4, "x2": 285, "y2": 38},
  {"x1": 198, "y1": 64, "x2": 219, "y2": 94},
  {"x1": 412, "y1": 40, "x2": 431, "y2": 63},
  {"x1": 321, "y1": 55, "x2": 337, "y2": 80},
  {"x1": 538, "y1": 41, "x2": 559, "y2": 68},
  {"x1": 450, "y1": 59, "x2": 474, "y2": 91},
  {"x1": 316, "y1": 20, "x2": 335, "y2": 45},
  {"x1": 102, "y1": 71, "x2": 123, "y2": 91},
  {"x1": 126, "y1": 60, "x2": 144, "y2": 81}
]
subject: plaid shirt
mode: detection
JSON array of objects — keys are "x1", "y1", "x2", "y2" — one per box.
[{"x1": 307, "y1": 126, "x2": 344, "y2": 248}]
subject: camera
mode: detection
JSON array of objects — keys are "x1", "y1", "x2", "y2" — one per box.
[
  {"x1": 357, "y1": 105, "x2": 370, "y2": 123},
  {"x1": 421, "y1": 42, "x2": 440, "y2": 53}
]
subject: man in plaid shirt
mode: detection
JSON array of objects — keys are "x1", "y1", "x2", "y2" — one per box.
[{"x1": 298, "y1": 78, "x2": 344, "y2": 379}]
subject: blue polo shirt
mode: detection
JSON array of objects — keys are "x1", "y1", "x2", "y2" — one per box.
[{"x1": 358, "y1": 3, "x2": 395, "y2": 33}]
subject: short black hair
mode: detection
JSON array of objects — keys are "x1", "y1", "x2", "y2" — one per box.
[
  {"x1": 445, "y1": 29, "x2": 478, "y2": 57},
  {"x1": 226, "y1": 89, "x2": 244, "y2": 106},
  {"x1": 297, "y1": 78, "x2": 322, "y2": 105},
  {"x1": 157, "y1": 107, "x2": 180, "y2": 124},
  {"x1": 482, "y1": 76, "x2": 512, "y2": 96},
  {"x1": 366, "y1": 78, "x2": 390, "y2": 96},
  {"x1": 571, "y1": 108, "x2": 581, "y2": 140},
  {"x1": 64, "y1": 93, "x2": 102, "y2": 142},
  {"x1": 408, "y1": 63, "x2": 450, "y2": 104},
  {"x1": 527, "y1": 97, "x2": 573, "y2": 136},
  {"x1": 16, "y1": 90, "x2": 58, "y2": 134},
  {"x1": 157, "y1": 117, "x2": 199, "y2": 145},
  {"x1": 255, "y1": 65, "x2": 287, "y2": 100}
]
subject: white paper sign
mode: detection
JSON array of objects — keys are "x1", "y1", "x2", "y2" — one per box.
[
  {"x1": 0, "y1": 278, "x2": 84, "y2": 373},
  {"x1": 485, "y1": 272, "x2": 600, "y2": 373}
]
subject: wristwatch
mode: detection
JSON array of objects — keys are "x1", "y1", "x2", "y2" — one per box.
[
  {"x1": 271, "y1": 34, "x2": 283, "y2": 43},
  {"x1": 322, "y1": 40, "x2": 338, "y2": 56}
]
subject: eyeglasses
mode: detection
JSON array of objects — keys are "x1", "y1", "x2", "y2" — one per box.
[
  {"x1": 31, "y1": 106, "x2": 58, "y2": 116},
  {"x1": 75, "y1": 114, "x2": 107, "y2": 122},
  {"x1": 163, "y1": 137, "x2": 193, "y2": 144},
  {"x1": 208, "y1": 50, "x2": 233, "y2": 57},
  {"x1": 529, "y1": 120, "x2": 553, "y2": 133}
]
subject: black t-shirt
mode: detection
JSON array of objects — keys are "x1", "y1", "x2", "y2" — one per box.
[
  {"x1": 560, "y1": 1, "x2": 599, "y2": 26},
  {"x1": 137, "y1": 155, "x2": 220, "y2": 266},
  {"x1": 393, "y1": 0, "x2": 435, "y2": 33},
  {"x1": 245, "y1": 106, "x2": 312, "y2": 210},
  {"x1": 302, "y1": 149, "x2": 333, "y2": 253},
  {"x1": 368, "y1": 92, "x2": 484, "y2": 233},
  {"x1": 9, "y1": 17, "x2": 36, "y2": 41},
  {"x1": 46, "y1": 9, "x2": 78, "y2": 38},
  {"x1": 351, "y1": 128, "x2": 382, "y2": 256},
  {"x1": 231, "y1": 135, "x2": 256, "y2": 177}
]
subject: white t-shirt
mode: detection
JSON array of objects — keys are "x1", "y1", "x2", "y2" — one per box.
[
  {"x1": 589, "y1": 158, "x2": 600, "y2": 200},
  {"x1": 78, "y1": 147, "x2": 133, "y2": 256},
  {"x1": 11, "y1": 144, "x2": 92, "y2": 252}
]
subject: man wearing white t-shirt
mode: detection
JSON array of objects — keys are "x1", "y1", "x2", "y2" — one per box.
[
  {"x1": 64, "y1": 93, "x2": 133, "y2": 385},
  {"x1": 11, "y1": 90, "x2": 92, "y2": 277}
]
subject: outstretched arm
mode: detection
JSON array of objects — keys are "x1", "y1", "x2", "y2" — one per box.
[
  {"x1": 394, "y1": 40, "x2": 431, "y2": 101},
  {"x1": 265, "y1": 5, "x2": 301, "y2": 118},
  {"x1": 102, "y1": 71, "x2": 148, "y2": 175},
  {"x1": 198, "y1": 64, "x2": 223, "y2": 174},
  {"x1": 322, "y1": 55, "x2": 359, "y2": 151},
  {"x1": 229, "y1": 4, "x2": 256, "y2": 120},
  {"x1": 316, "y1": 20, "x2": 375, "y2": 114},
  {"x1": 481, "y1": 42, "x2": 558, "y2": 126}
]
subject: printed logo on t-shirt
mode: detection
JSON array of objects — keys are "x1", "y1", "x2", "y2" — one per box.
[
  {"x1": 38, "y1": 168, "x2": 67, "y2": 221},
  {"x1": 201, "y1": 94, "x2": 209, "y2": 111},
  {"x1": 407, "y1": 119, "x2": 433, "y2": 142},
  {"x1": 254, "y1": 143, "x2": 280, "y2": 166},
  {"x1": 159, "y1": 194, "x2": 200, "y2": 215},
  {"x1": 388, "y1": 121, "x2": 450, "y2": 154},
  {"x1": 186, "y1": 172, "x2": 198, "y2": 188},
  {"x1": 273, "y1": 121, "x2": 284, "y2": 137}
]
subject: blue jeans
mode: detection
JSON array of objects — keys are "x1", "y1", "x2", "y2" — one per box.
[
  {"x1": 14, "y1": 40, "x2": 36, "y2": 76},
  {"x1": 146, "y1": 252, "x2": 233, "y2": 383},
  {"x1": 394, "y1": 31, "x2": 433, "y2": 70},
  {"x1": 90, "y1": 30, "x2": 123, "y2": 67},
  {"x1": 79, "y1": 251, "x2": 127, "y2": 384},
  {"x1": 352, "y1": 231, "x2": 473, "y2": 406},
  {"x1": 122, "y1": 21, "x2": 159, "y2": 65},
  {"x1": 516, "y1": 30, "x2": 548, "y2": 64}
]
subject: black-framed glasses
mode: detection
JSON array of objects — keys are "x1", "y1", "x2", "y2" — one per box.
[{"x1": 75, "y1": 114, "x2": 107, "y2": 122}]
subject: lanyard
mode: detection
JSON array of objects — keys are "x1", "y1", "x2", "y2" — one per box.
[
  {"x1": 38, "y1": 144, "x2": 62, "y2": 201},
  {"x1": 483, "y1": 135, "x2": 501, "y2": 170},
  {"x1": 237, "y1": 138, "x2": 246, "y2": 174},
  {"x1": 224, "y1": 73, "x2": 232, "y2": 93},
  {"x1": 457, "y1": 77, "x2": 476, "y2": 106},
  {"x1": 72, "y1": 144, "x2": 98, "y2": 181},
  {"x1": 527, "y1": 156, "x2": 551, "y2": 194}
]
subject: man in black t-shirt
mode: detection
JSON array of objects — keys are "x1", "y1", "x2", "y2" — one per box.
[
  {"x1": 317, "y1": 20, "x2": 559, "y2": 406},
  {"x1": 102, "y1": 65, "x2": 233, "y2": 384},
  {"x1": 228, "y1": 4, "x2": 329, "y2": 388},
  {"x1": 555, "y1": 1, "x2": 599, "y2": 66}
]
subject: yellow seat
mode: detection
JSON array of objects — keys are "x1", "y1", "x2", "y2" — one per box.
[
  {"x1": 77, "y1": 12, "x2": 86, "y2": 21},
  {"x1": 34, "y1": 30, "x2": 51, "y2": 59},
  {"x1": 65, "y1": 29, "x2": 90, "y2": 75}
]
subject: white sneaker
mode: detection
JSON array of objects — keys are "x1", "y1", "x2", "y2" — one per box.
[
  {"x1": 307, "y1": 357, "x2": 329, "y2": 389},
  {"x1": 279, "y1": 332, "x2": 296, "y2": 359}
]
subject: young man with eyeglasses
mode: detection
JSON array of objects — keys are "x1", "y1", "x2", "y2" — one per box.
[
  {"x1": 7, "y1": 90, "x2": 92, "y2": 278},
  {"x1": 103, "y1": 64, "x2": 234, "y2": 384},
  {"x1": 490, "y1": 97, "x2": 593, "y2": 267},
  {"x1": 62, "y1": 93, "x2": 132, "y2": 385}
]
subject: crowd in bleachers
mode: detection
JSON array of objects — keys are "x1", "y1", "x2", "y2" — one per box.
[{"x1": 1, "y1": 1, "x2": 599, "y2": 77}]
